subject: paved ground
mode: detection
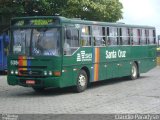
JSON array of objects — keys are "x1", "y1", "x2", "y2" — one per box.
[{"x1": 0, "y1": 67, "x2": 160, "y2": 114}]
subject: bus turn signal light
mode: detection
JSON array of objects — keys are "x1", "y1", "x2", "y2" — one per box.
[{"x1": 53, "y1": 71, "x2": 61, "y2": 76}]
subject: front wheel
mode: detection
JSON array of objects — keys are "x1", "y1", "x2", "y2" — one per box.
[
  {"x1": 75, "y1": 70, "x2": 88, "y2": 93},
  {"x1": 130, "y1": 62, "x2": 138, "y2": 80}
]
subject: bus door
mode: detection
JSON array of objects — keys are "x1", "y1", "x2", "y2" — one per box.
[{"x1": 62, "y1": 25, "x2": 80, "y2": 87}]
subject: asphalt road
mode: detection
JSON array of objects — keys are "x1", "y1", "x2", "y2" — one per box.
[{"x1": 0, "y1": 67, "x2": 160, "y2": 114}]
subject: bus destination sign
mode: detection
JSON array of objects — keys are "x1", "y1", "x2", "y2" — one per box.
[{"x1": 13, "y1": 19, "x2": 57, "y2": 26}]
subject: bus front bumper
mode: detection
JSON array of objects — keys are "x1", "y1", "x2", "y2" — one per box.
[{"x1": 7, "y1": 75, "x2": 61, "y2": 88}]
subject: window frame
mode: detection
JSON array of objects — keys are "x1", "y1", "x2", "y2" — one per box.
[{"x1": 63, "y1": 25, "x2": 80, "y2": 56}]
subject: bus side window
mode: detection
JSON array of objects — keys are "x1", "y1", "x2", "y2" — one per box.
[
  {"x1": 92, "y1": 26, "x2": 105, "y2": 46},
  {"x1": 133, "y1": 28, "x2": 139, "y2": 45},
  {"x1": 127, "y1": 28, "x2": 131, "y2": 45},
  {"x1": 119, "y1": 28, "x2": 122, "y2": 45},
  {"x1": 81, "y1": 26, "x2": 91, "y2": 46},
  {"x1": 106, "y1": 27, "x2": 110, "y2": 45},
  {"x1": 130, "y1": 28, "x2": 133, "y2": 45},
  {"x1": 102, "y1": 27, "x2": 106, "y2": 46},
  {"x1": 66, "y1": 29, "x2": 71, "y2": 39},
  {"x1": 140, "y1": 29, "x2": 147, "y2": 45},
  {"x1": 149, "y1": 29, "x2": 155, "y2": 45},
  {"x1": 153, "y1": 30, "x2": 156, "y2": 44},
  {"x1": 145, "y1": 29, "x2": 149, "y2": 44},
  {"x1": 121, "y1": 27, "x2": 130, "y2": 45},
  {"x1": 108, "y1": 27, "x2": 118, "y2": 46},
  {"x1": 137, "y1": 29, "x2": 141, "y2": 45},
  {"x1": 64, "y1": 27, "x2": 79, "y2": 55}
]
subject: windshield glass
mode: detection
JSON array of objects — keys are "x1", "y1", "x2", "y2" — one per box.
[
  {"x1": 13, "y1": 29, "x2": 31, "y2": 55},
  {"x1": 12, "y1": 28, "x2": 60, "y2": 56}
]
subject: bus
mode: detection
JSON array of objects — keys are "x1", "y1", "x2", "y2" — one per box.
[
  {"x1": 7, "y1": 16, "x2": 156, "y2": 92},
  {"x1": 0, "y1": 34, "x2": 9, "y2": 73}
]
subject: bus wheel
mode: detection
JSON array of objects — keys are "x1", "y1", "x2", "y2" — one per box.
[
  {"x1": 32, "y1": 87, "x2": 45, "y2": 93},
  {"x1": 75, "y1": 70, "x2": 88, "y2": 93},
  {"x1": 130, "y1": 62, "x2": 138, "y2": 80}
]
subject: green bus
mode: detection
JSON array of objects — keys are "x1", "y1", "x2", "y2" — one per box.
[{"x1": 7, "y1": 16, "x2": 156, "y2": 92}]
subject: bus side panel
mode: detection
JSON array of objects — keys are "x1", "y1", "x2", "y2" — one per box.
[
  {"x1": 131, "y1": 46, "x2": 156, "y2": 73},
  {"x1": 105, "y1": 61, "x2": 113, "y2": 79},
  {"x1": 98, "y1": 62, "x2": 107, "y2": 80},
  {"x1": 61, "y1": 47, "x2": 93, "y2": 87},
  {"x1": 106, "y1": 46, "x2": 131, "y2": 79},
  {"x1": 146, "y1": 45, "x2": 157, "y2": 71},
  {"x1": 61, "y1": 56, "x2": 76, "y2": 87},
  {"x1": 60, "y1": 45, "x2": 156, "y2": 87},
  {"x1": 117, "y1": 46, "x2": 131, "y2": 77},
  {"x1": 94, "y1": 47, "x2": 107, "y2": 81},
  {"x1": 118, "y1": 61, "x2": 131, "y2": 77},
  {"x1": 139, "y1": 58, "x2": 156, "y2": 73}
]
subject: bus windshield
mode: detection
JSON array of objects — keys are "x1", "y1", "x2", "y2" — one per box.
[{"x1": 12, "y1": 28, "x2": 60, "y2": 56}]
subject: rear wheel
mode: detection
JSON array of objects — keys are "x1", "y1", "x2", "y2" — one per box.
[
  {"x1": 75, "y1": 70, "x2": 88, "y2": 93},
  {"x1": 130, "y1": 62, "x2": 138, "y2": 80}
]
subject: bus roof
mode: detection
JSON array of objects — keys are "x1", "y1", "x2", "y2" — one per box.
[{"x1": 12, "y1": 16, "x2": 155, "y2": 29}]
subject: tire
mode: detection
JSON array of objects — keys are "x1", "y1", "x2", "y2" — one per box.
[
  {"x1": 32, "y1": 87, "x2": 45, "y2": 93},
  {"x1": 130, "y1": 62, "x2": 138, "y2": 80},
  {"x1": 75, "y1": 70, "x2": 88, "y2": 93}
]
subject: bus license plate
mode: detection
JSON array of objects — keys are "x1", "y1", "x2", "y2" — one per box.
[{"x1": 26, "y1": 80, "x2": 35, "y2": 85}]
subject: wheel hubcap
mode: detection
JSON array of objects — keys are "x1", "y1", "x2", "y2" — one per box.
[
  {"x1": 132, "y1": 65, "x2": 137, "y2": 77},
  {"x1": 78, "y1": 74, "x2": 86, "y2": 87}
]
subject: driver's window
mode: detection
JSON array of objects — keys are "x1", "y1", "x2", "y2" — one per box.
[
  {"x1": 13, "y1": 29, "x2": 31, "y2": 55},
  {"x1": 64, "y1": 26, "x2": 79, "y2": 55}
]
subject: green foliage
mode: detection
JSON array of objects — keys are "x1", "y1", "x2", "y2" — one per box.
[
  {"x1": 46, "y1": 0, "x2": 123, "y2": 22},
  {"x1": 0, "y1": 1, "x2": 23, "y2": 17},
  {"x1": 0, "y1": 0, "x2": 123, "y2": 22}
]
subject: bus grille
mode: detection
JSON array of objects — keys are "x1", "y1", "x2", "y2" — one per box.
[{"x1": 19, "y1": 70, "x2": 42, "y2": 76}]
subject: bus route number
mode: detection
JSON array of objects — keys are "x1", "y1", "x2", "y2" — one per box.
[{"x1": 10, "y1": 60, "x2": 18, "y2": 66}]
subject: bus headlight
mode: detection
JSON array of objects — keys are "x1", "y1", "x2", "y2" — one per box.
[
  {"x1": 15, "y1": 70, "x2": 18, "y2": 75},
  {"x1": 49, "y1": 71, "x2": 52, "y2": 76},
  {"x1": 44, "y1": 71, "x2": 47, "y2": 76},
  {"x1": 11, "y1": 70, "x2": 14, "y2": 75}
]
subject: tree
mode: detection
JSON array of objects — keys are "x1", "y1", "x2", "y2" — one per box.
[
  {"x1": 0, "y1": 1, "x2": 23, "y2": 17},
  {"x1": 0, "y1": 0, "x2": 122, "y2": 22},
  {"x1": 47, "y1": 0, "x2": 123, "y2": 22},
  {"x1": 0, "y1": 0, "x2": 123, "y2": 33}
]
